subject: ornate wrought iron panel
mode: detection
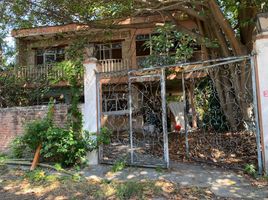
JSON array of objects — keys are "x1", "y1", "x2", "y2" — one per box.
[
  {"x1": 182, "y1": 58, "x2": 261, "y2": 170},
  {"x1": 128, "y1": 69, "x2": 169, "y2": 167},
  {"x1": 98, "y1": 77, "x2": 130, "y2": 164}
]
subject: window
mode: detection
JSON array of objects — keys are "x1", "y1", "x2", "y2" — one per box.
[
  {"x1": 136, "y1": 34, "x2": 151, "y2": 57},
  {"x1": 95, "y1": 42, "x2": 122, "y2": 60},
  {"x1": 135, "y1": 34, "x2": 155, "y2": 67},
  {"x1": 36, "y1": 47, "x2": 65, "y2": 65},
  {"x1": 102, "y1": 92, "x2": 128, "y2": 113}
]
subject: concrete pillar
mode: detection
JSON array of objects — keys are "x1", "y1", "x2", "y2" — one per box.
[
  {"x1": 255, "y1": 32, "x2": 268, "y2": 173},
  {"x1": 83, "y1": 57, "x2": 98, "y2": 165}
]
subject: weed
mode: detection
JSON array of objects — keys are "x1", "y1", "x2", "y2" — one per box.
[
  {"x1": 244, "y1": 164, "x2": 257, "y2": 176},
  {"x1": 25, "y1": 168, "x2": 47, "y2": 183},
  {"x1": 54, "y1": 163, "x2": 63, "y2": 171},
  {"x1": 0, "y1": 154, "x2": 7, "y2": 164},
  {"x1": 112, "y1": 159, "x2": 127, "y2": 172},
  {"x1": 155, "y1": 166, "x2": 164, "y2": 173},
  {"x1": 115, "y1": 181, "x2": 144, "y2": 200},
  {"x1": 72, "y1": 173, "x2": 82, "y2": 182},
  {"x1": 45, "y1": 174, "x2": 59, "y2": 182}
]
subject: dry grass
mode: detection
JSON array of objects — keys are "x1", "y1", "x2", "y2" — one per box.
[{"x1": 0, "y1": 166, "x2": 230, "y2": 200}]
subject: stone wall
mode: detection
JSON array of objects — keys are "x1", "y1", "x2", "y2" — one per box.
[{"x1": 0, "y1": 104, "x2": 69, "y2": 152}]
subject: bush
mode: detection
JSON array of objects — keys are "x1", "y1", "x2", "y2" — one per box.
[
  {"x1": 10, "y1": 98, "x2": 111, "y2": 167},
  {"x1": 23, "y1": 119, "x2": 51, "y2": 150},
  {"x1": 41, "y1": 127, "x2": 88, "y2": 166},
  {"x1": 10, "y1": 136, "x2": 30, "y2": 158}
]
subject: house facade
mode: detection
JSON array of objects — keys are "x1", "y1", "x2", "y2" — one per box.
[
  {"x1": 10, "y1": 13, "x2": 204, "y2": 136},
  {"x1": 11, "y1": 14, "x2": 202, "y2": 85}
]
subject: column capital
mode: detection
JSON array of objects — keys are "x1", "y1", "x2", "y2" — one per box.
[
  {"x1": 83, "y1": 44, "x2": 98, "y2": 64},
  {"x1": 83, "y1": 57, "x2": 98, "y2": 65}
]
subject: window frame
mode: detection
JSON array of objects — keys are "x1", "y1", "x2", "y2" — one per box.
[
  {"x1": 35, "y1": 47, "x2": 65, "y2": 66},
  {"x1": 95, "y1": 42, "x2": 123, "y2": 60}
]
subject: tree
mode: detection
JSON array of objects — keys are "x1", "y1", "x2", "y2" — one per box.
[{"x1": 0, "y1": 0, "x2": 267, "y2": 129}]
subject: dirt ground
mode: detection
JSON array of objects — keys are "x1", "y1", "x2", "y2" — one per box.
[{"x1": 0, "y1": 164, "x2": 233, "y2": 200}]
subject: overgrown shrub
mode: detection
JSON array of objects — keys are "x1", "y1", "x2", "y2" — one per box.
[
  {"x1": 41, "y1": 127, "x2": 88, "y2": 166},
  {"x1": 11, "y1": 100, "x2": 111, "y2": 166},
  {"x1": 10, "y1": 136, "x2": 30, "y2": 158}
]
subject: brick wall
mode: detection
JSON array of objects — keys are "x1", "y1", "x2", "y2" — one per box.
[{"x1": 0, "y1": 104, "x2": 69, "y2": 153}]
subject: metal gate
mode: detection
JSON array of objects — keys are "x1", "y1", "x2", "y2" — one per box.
[
  {"x1": 180, "y1": 56, "x2": 262, "y2": 173},
  {"x1": 96, "y1": 56, "x2": 262, "y2": 172},
  {"x1": 97, "y1": 69, "x2": 168, "y2": 168},
  {"x1": 128, "y1": 69, "x2": 169, "y2": 167}
]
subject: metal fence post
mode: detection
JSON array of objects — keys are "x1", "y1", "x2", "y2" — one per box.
[
  {"x1": 161, "y1": 68, "x2": 169, "y2": 168},
  {"x1": 182, "y1": 72, "x2": 189, "y2": 158},
  {"x1": 96, "y1": 74, "x2": 103, "y2": 163},
  {"x1": 128, "y1": 73, "x2": 134, "y2": 164},
  {"x1": 251, "y1": 56, "x2": 263, "y2": 175}
]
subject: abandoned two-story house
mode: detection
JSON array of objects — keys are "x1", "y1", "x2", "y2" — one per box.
[
  {"x1": 11, "y1": 13, "x2": 203, "y2": 126},
  {"x1": 3, "y1": 10, "x2": 262, "y2": 170},
  {"x1": 10, "y1": 13, "x2": 207, "y2": 166}
]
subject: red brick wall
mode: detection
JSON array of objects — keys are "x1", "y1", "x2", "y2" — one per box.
[{"x1": 0, "y1": 104, "x2": 69, "y2": 153}]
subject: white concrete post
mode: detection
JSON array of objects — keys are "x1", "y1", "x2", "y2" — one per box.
[
  {"x1": 83, "y1": 57, "x2": 98, "y2": 165},
  {"x1": 255, "y1": 32, "x2": 268, "y2": 174}
]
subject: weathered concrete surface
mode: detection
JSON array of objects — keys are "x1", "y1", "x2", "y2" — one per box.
[{"x1": 81, "y1": 162, "x2": 268, "y2": 199}]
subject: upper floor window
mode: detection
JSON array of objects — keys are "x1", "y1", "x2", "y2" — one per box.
[
  {"x1": 36, "y1": 47, "x2": 65, "y2": 65},
  {"x1": 136, "y1": 34, "x2": 151, "y2": 57},
  {"x1": 95, "y1": 42, "x2": 122, "y2": 60}
]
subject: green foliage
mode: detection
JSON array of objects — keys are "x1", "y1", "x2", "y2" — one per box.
[
  {"x1": 51, "y1": 40, "x2": 85, "y2": 138},
  {"x1": 142, "y1": 23, "x2": 196, "y2": 67},
  {"x1": 155, "y1": 166, "x2": 164, "y2": 173},
  {"x1": 41, "y1": 127, "x2": 88, "y2": 166},
  {"x1": 10, "y1": 136, "x2": 28, "y2": 158},
  {"x1": 0, "y1": 154, "x2": 7, "y2": 165},
  {"x1": 0, "y1": 72, "x2": 49, "y2": 108},
  {"x1": 22, "y1": 99, "x2": 54, "y2": 150},
  {"x1": 115, "y1": 181, "x2": 144, "y2": 200},
  {"x1": 83, "y1": 127, "x2": 112, "y2": 151},
  {"x1": 54, "y1": 163, "x2": 63, "y2": 171},
  {"x1": 194, "y1": 77, "x2": 228, "y2": 131},
  {"x1": 112, "y1": 159, "x2": 127, "y2": 172},
  {"x1": 11, "y1": 98, "x2": 112, "y2": 166},
  {"x1": 25, "y1": 168, "x2": 47, "y2": 183},
  {"x1": 23, "y1": 119, "x2": 51, "y2": 150},
  {"x1": 244, "y1": 164, "x2": 257, "y2": 176}
]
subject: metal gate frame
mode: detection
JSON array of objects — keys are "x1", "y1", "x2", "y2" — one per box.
[
  {"x1": 96, "y1": 55, "x2": 262, "y2": 172},
  {"x1": 128, "y1": 68, "x2": 169, "y2": 168},
  {"x1": 181, "y1": 56, "x2": 262, "y2": 174}
]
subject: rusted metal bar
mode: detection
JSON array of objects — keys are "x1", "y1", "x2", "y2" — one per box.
[
  {"x1": 128, "y1": 73, "x2": 134, "y2": 164},
  {"x1": 161, "y1": 68, "x2": 169, "y2": 168},
  {"x1": 251, "y1": 56, "x2": 263, "y2": 175}
]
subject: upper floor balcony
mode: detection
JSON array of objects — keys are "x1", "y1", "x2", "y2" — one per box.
[
  {"x1": 6, "y1": 58, "x2": 131, "y2": 84},
  {"x1": 98, "y1": 59, "x2": 130, "y2": 73}
]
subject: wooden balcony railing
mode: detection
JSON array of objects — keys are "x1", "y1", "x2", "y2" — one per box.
[
  {"x1": 98, "y1": 59, "x2": 130, "y2": 73},
  {"x1": 15, "y1": 64, "x2": 65, "y2": 81},
  {"x1": 8, "y1": 59, "x2": 130, "y2": 82}
]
